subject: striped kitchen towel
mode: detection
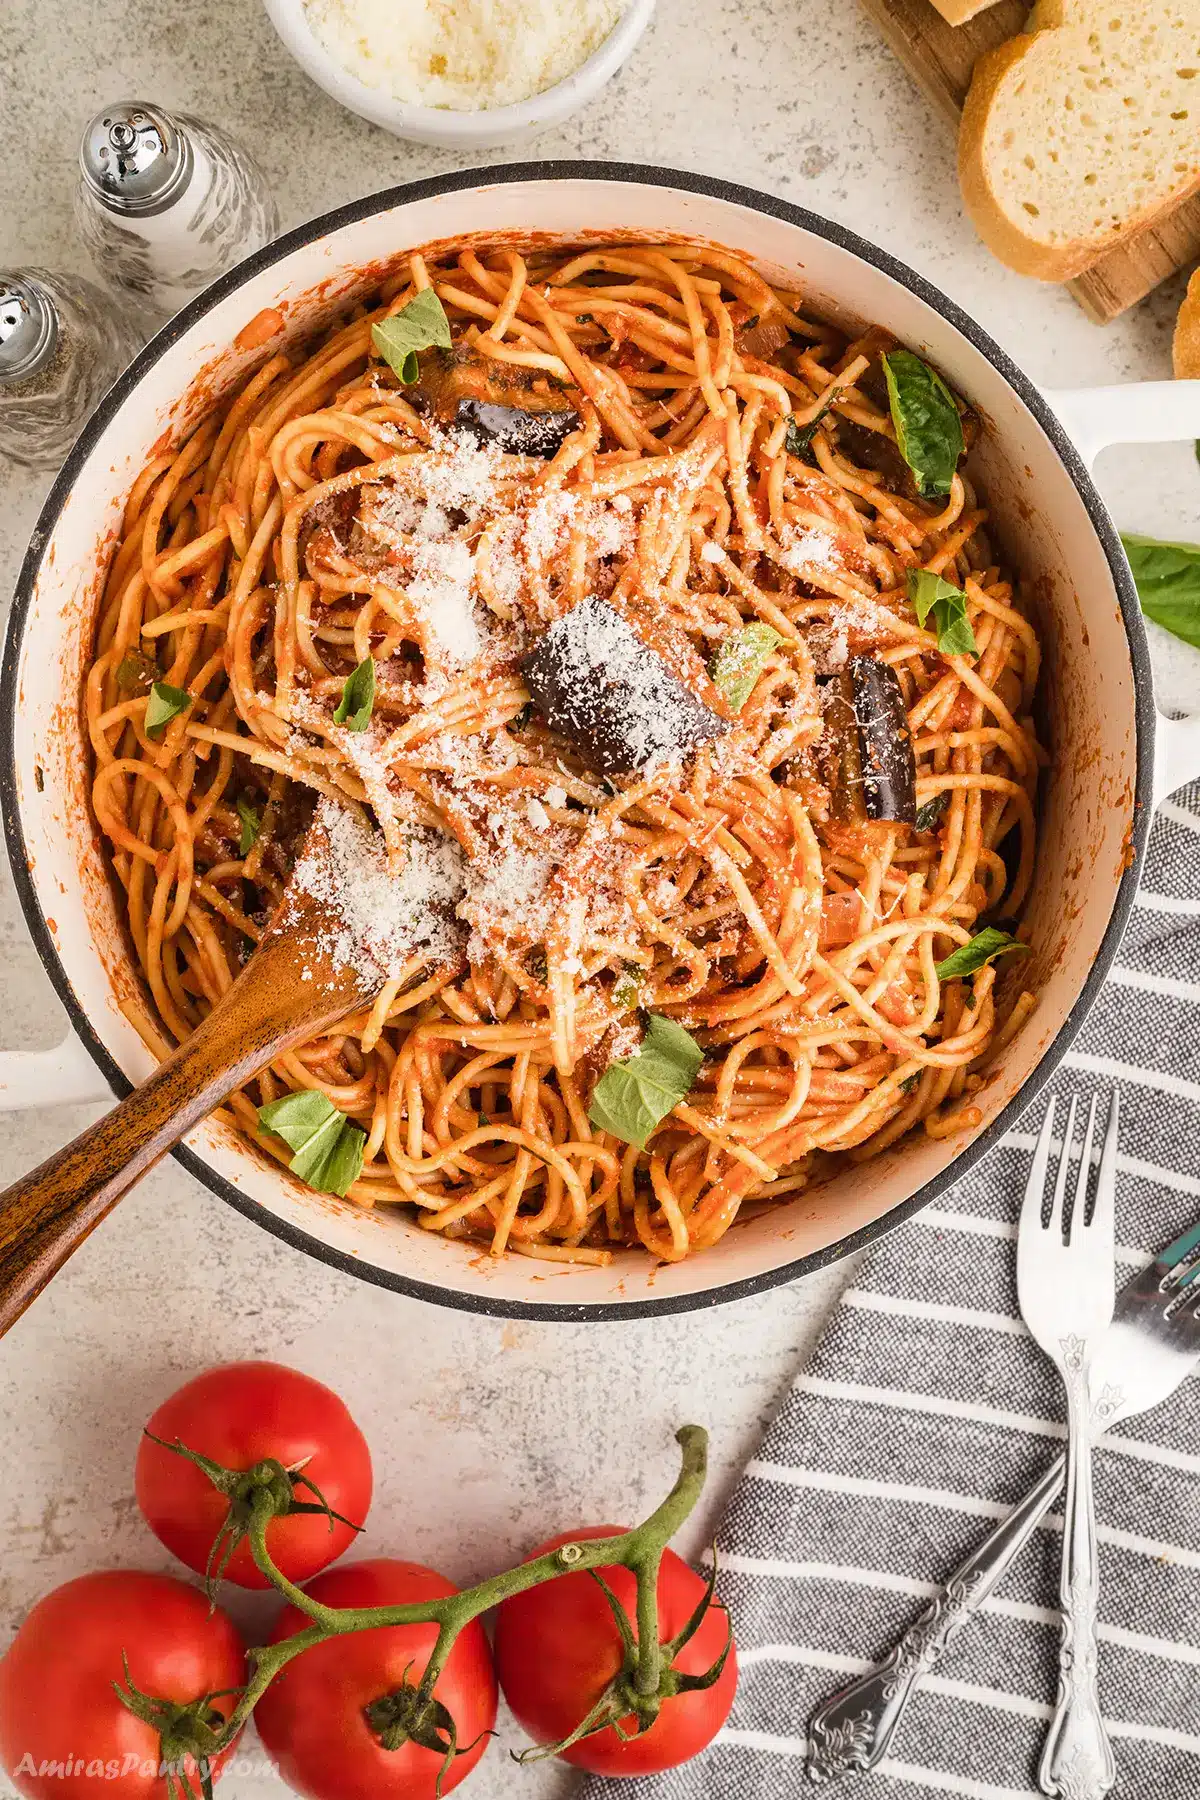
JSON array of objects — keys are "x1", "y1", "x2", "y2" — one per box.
[{"x1": 581, "y1": 779, "x2": 1200, "y2": 1800}]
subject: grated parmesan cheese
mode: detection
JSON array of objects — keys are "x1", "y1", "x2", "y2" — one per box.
[
  {"x1": 287, "y1": 798, "x2": 467, "y2": 981},
  {"x1": 304, "y1": 0, "x2": 628, "y2": 112},
  {"x1": 777, "y1": 524, "x2": 842, "y2": 577}
]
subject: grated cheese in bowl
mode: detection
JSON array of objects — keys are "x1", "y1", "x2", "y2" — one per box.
[{"x1": 303, "y1": 0, "x2": 629, "y2": 112}]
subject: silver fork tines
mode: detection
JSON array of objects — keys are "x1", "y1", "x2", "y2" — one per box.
[{"x1": 1018, "y1": 1091, "x2": 1118, "y2": 1800}]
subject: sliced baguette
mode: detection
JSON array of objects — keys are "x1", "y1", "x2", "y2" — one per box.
[
  {"x1": 959, "y1": 0, "x2": 1200, "y2": 281},
  {"x1": 1174, "y1": 268, "x2": 1200, "y2": 378}
]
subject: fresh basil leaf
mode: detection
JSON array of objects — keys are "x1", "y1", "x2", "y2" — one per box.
[
  {"x1": 144, "y1": 681, "x2": 191, "y2": 739},
  {"x1": 881, "y1": 350, "x2": 964, "y2": 498},
  {"x1": 304, "y1": 1120, "x2": 367, "y2": 1197},
  {"x1": 258, "y1": 1090, "x2": 337, "y2": 1151},
  {"x1": 914, "y1": 791, "x2": 950, "y2": 833},
  {"x1": 371, "y1": 289, "x2": 452, "y2": 385},
  {"x1": 258, "y1": 1091, "x2": 366, "y2": 1197},
  {"x1": 611, "y1": 966, "x2": 644, "y2": 1010},
  {"x1": 236, "y1": 798, "x2": 261, "y2": 857},
  {"x1": 899, "y1": 1073, "x2": 920, "y2": 1095},
  {"x1": 907, "y1": 568, "x2": 978, "y2": 659},
  {"x1": 116, "y1": 649, "x2": 158, "y2": 695},
  {"x1": 1120, "y1": 533, "x2": 1200, "y2": 651},
  {"x1": 334, "y1": 657, "x2": 375, "y2": 731},
  {"x1": 935, "y1": 927, "x2": 1030, "y2": 982},
  {"x1": 710, "y1": 623, "x2": 782, "y2": 712},
  {"x1": 588, "y1": 1013, "x2": 704, "y2": 1148},
  {"x1": 785, "y1": 403, "x2": 830, "y2": 465}
]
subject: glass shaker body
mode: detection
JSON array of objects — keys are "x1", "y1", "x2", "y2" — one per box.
[
  {"x1": 75, "y1": 104, "x2": 280, "y2": 325},
  {"x1": 0, "y1": 270, "x2": 143, "y2": 472}
]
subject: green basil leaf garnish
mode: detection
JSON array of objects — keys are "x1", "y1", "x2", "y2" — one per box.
[
  {"x1": 236, "y1": 798, "x2": 261, "y2": 857},
  {"x1": 710, "y1": 622, "x2": 782, "y2": 712},
  {"x1": 914, "y1": 791, "x2": 950, "y2": 833},
  {"x1": 371, "y1": 289, "x2": 452, "y2": 385},
  {"x1": 785, "y1": 403, "x2": 831, "y2": 465},
  {"x1": 907, "y1": 568, "x2": 978, "y2": 659},
  {"x1": 611, "y1": 966, "x2": 645, "y2": 1010},
  {"x1": 258, "y1": 1091, "x2": 366, "y2": 1197},
  {"x1": 588, "y1": 1014, "x2": 704, "y2": 1149},
  {"x1": 881, "y1": 350, "x2": 964, "y2": 498},
  {"x1": 116, "y1": 649, "x2": 159, "y2": 696},
  {"x1": 144, "y1": 681, "x2": 191, "y2": 739},
  {"x1": 1120, "y1": 533, "x2": 1200, "y2": 651},
  {"x1": 935, "y1": 927, "x2": 1029, "y2": 982},
  {"x1": 334, "y1": 657, "x2": 376, "y2": 731}
]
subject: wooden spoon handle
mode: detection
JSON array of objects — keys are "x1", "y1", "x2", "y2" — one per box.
[
  {"x1": 0, "y1": 1020, "x2": 252, "y2": 1336},
  {"x1": 0, "y1": 927, "x2": 364, "y2": 1336}
]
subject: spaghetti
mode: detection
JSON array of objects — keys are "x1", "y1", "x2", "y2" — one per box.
[{"x1": 85, "y1": 237, "x2": 1043, "y2": 1266}]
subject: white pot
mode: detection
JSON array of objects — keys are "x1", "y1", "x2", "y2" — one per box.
[{"x1": 3, "y1": 166, "x2": 1199, "y2": 1319}]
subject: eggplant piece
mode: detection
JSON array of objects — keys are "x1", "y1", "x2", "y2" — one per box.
[
  {"x1": 819, "y1": 655, "x2": 916, "y2": 825},
  {"x1": 415, "y1": 347, "x2": 580, "y2": 458},
  {"x1": 835, "y1": 416, "x2": 921, "y2": 502},
  {"x1": 521, "y1": 596, "x2": 730, "y2": 777},
  {"x1": 452, "y1": 397, "x2": 579, "y2": 457}
]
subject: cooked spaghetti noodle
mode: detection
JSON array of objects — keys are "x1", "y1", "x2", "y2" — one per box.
[{"x1": 85, "y1": 237, "x2": 1043, "y2": 1266}]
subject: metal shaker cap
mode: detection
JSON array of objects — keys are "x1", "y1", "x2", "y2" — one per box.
[
  {"x1": 0, "y1": 281, "x2": 57, "y2": 384},
  {"x1": 79, "y1": 103, "x2": 194, "y2": 216}
]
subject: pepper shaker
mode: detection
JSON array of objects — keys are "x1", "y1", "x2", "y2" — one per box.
[
  {"x1": 0, "y1": 271, "x2": 144, "y2": 472},
  {"x1": 75, "y1": 103, "x2": 279, "y2": 324}
]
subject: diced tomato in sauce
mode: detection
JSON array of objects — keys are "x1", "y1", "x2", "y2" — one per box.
[{"x1": 820, "y1": 891, "x2": 862, "y2": 948}]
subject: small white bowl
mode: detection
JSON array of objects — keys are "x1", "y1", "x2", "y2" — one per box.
[{"x1": 262, "y1": 0, "x2": 656, "y2": 148}]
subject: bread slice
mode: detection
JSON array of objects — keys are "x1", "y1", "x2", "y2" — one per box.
[
  {"x1": 928, "y1": 0, "x2": 1005, "y2": 23},
  {"x1": 959, "y1": 0, "x2": 1200, "y2": 281},
  {"x1": 1174, "y1": 268, "x2": 1200, "y2": 377}
]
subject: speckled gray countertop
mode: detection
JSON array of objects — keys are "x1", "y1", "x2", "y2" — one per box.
[{"x1": 2, "y1": 3, "x2": 1199, "y2": 1794}]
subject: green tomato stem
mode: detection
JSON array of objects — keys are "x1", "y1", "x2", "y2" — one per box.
[
  {"x1": 207, "y1": 1425, "x2": 709, "y2": 1752},
  {"x1": 632, "y1": 1548, "x2": 665, "y2": 1699}
]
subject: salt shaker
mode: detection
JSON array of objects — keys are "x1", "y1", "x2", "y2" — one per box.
[
  {"x1": 75, "y1": 102, "x2": 279, "y2": 324},
  {"x1": 0, "y1": 271, "x2": 144, "y2": 472}
]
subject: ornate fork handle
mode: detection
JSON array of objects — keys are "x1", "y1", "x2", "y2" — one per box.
[
  {"x1": 806, "y1": 1455, "x2": 1064, "y2": 1781},
  {"x1": 1039, "y1": 1352, "x2": 1115, "y2": 1799}
]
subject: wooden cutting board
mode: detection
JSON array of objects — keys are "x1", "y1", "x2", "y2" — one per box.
[{"x1": 859, "y1": 0, "x2": 1200, "y2": 323}]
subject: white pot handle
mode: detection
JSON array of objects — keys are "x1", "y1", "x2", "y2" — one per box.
[
  {"x1": 1042, "y1": 380, "x2": 1200, "y2": 804},
  {"x1": 1042, "y1": 380, "x2": 1200, "y2": 471},
  {"x1": 0, "y1": 1034, "x2": 112, "y2": 1111}
]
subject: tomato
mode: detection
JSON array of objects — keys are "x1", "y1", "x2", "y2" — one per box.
[
  {"x1": 820, "y1": 891, "x2": 862, "y2": 949},
  {"x1": 136, "y1": 1361, "x2": 372, "y2": 1589},
  {"x1": 0, "y1": 1571, "x2": 245, "y2": 1800},
  {"x1": 255, "y1": 1559, "x2": 497, "y2": 1800},
  {"x1": 494, "y1": 1527, "x2": 737, "y2": 1776}
]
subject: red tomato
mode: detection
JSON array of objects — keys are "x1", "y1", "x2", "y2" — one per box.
[
  {"x1": 0, "y1": 1571, "x2": 245, "y2": 1800},
  {"x1": 876, "y1": 982, "x2": 918, "y2": 1027},
  {"x1": 255, "y1": 1559, "x2": 497, "y2": 1800},
  {"x1": 820, "y1": 891, "x2": 862, "y2": 949},
  {"x1": 135, "y1": 1361, "x2": 372, "y2": 1589},
  {"x1": 494, "y1": 1526, "x2": 737, "y2": 1776}
]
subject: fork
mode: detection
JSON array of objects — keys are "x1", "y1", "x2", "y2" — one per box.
[
  {"x1": 808, "y1": 1141, "x2": 1200, "y2": 1782},
  {"x1": 1018, "y1": 1092, "x2": 1117, "y2": 1800}
]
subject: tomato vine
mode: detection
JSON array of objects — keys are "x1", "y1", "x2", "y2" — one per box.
[{"x1": 121, "y1": 1424, "x2": 725, "y2": 1793}]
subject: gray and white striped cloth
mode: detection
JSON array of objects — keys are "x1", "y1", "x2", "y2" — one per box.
[{"x1": 582, "y1": 780, "x2": 1200, "y2": 1800}]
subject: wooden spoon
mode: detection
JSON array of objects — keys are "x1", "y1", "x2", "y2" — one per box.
[{"x1": 0, "y1": 818, "x2": 393, "y2": 1337}]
